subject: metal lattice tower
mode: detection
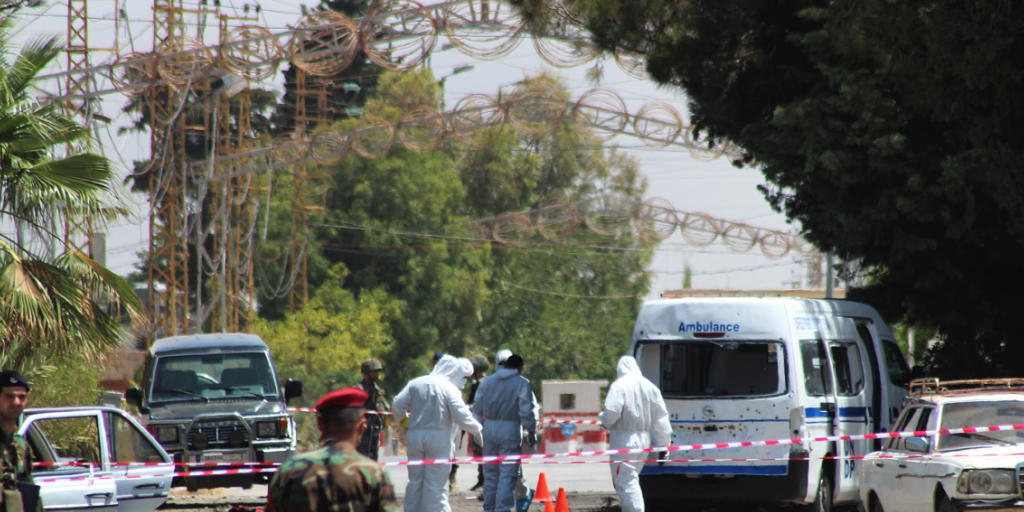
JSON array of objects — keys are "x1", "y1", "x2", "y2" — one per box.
[
  {"x1": 147, "y1": 0, "x2": 189, "y2": 340},
  {"x1": 205, "y1": 13, "x2": 257, "y2": 332},
  {"x1": 287, "y1": 69, "x2": 329, "y2": 311},
  {"x1": 63, "y1": 0, "x2": 94, "y2": 258}
]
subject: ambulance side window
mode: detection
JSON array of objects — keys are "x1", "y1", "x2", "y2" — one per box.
[
  {"x1": 830, "y1": 342, "x2": 865, "y2": 396},
  {"x1": 801, "y1": 340, "x2": 833, "y2": 396}
]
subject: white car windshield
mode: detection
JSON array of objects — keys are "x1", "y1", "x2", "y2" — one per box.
[{"x1": 937, "y1": 400, "x2": 1024, "y2": 451}]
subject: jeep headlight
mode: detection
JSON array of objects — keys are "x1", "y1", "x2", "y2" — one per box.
[
  {"x1": 256, "y1": 420, "x2": 280, "y2": 438},
  {"x1": 956, "y1": 469, "x2": 1016, "y2": 494},
  {"x1": 155, "y1": 425, "x2": 179, "y2": 444}
]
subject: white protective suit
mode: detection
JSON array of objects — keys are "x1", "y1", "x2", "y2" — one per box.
[
  {"x1": 472, "y1": 363, "x2": 537, "y2": 512},
  {"x1": 600, "y1": 356, "x2": 672, "y2": 512},
  {"x1": 392, "y1": 355, "x2": 483, "y2": 512}
]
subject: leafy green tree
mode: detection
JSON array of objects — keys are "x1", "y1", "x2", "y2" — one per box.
[
  {"x1": 525, "y1": 0, "x2": 1024, "y2": 376},
  {"x1": 0, "y1": 29, "x2": 141, "y2": 369},
  {"x1": 255, "y1": 263, "x2": 399, "y2": 402},
  {"x1": 258, "y1": 68, "x2": 653, "y2": 388},
  {"x1": 457, "y1": 77, "x2": 652, "y2": 381},
  {"x1": 255, "y1": 263, "x2": 399, "y2": 448}
]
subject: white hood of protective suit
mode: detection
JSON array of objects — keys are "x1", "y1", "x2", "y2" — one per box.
[
  {"x1": 600, "y1": 355, "x2": 672, "y2": 446},
  {"x1": 392, "y1": 355, "x2": 483, "y2": 438},
  {"x1": 616, "y1": 354, "x2": 641, "y2": 378},
  {"x1": 448, "y1": 357, "x2": 473, "y2": 389}
]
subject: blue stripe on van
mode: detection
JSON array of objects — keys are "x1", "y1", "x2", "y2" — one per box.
[
  {"x1": 804, "y1": 406, "x2": 867, "y2": 418},
  {"x1": 641, "y1": 464, "x2": 788, "y2": 476}
]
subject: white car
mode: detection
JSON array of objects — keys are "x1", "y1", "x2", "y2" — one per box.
[
  {"x1": 21, "y1": 406, "x2": 175, "y2": 512},
  {"x1": 858, "y1": 378, "x2": 1024, "y2": 512}
]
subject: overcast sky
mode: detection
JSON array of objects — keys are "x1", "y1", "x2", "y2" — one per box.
[{"x1": 15, "y1": 0, "x2": 811, "y2": 299}]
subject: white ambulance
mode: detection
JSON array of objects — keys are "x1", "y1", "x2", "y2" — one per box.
[{"x1": 629, "y1": 297, "x2": 912, "y2": 512}]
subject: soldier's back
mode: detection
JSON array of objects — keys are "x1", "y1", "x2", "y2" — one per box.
[{"x1": 268, "y1": 440, "x2": 396, "y2": 512}]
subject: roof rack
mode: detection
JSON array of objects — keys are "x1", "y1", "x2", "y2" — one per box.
[{"x1": 909, "y1": 377, "x2": 1024, "y2": 396}]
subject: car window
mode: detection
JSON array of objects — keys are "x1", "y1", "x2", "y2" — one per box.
[
  {"x1": 659, "y1": 341, "x2": 784, "y2": 397},
  {"x1": 30, "y1": 416, "x2": 102, "y2": 470},
  {"x1": 105, "y1": 412, "x2": 165, "y2": 463},
  {"x1": 801, "y1": 340, "x2": 832, "y2": 396},
  {"x1": 937, "y1": 400, "x2": 1024, "y2": 451},
  {"x1": 830, "y1": 342, "x2": 864, "y2": 396},
  {"x1": 886, "y1": 407, "x2": 923, "y2": 451}
]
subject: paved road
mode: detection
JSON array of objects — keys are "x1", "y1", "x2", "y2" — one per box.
[{"x1": 164, "y1": 455, "x2": 620, "y2": 511}]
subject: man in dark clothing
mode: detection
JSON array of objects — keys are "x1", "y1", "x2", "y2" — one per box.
[{"x1": 355, "y1": 358, "x2": 390, "y2": 460}]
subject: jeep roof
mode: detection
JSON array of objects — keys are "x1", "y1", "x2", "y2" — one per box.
[{"x1": 150, "y1": 332, "x2": 268, "y2": 356}]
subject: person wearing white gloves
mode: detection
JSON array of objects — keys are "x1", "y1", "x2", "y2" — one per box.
[
  {"x1": 472, "y1": 353, "x2": 537, "y2": 512},
  {"x1": 392, "y1": 355, "x2": 483, "y2": 512},
  {"x1": 600, "y1": 355, "x2": 672, "y2": 512}
]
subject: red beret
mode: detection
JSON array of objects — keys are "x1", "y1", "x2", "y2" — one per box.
[{"x1": 315, "y1": 387, "x2": 369, "y2": 411}]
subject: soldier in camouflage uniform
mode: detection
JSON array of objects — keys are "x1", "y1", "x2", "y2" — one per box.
[
  {"x1": 267, "y1": 387, "x2": 397, "y2": 512},
  {"x1": 356, "y1": 359, "x2": 390, "y2": 460},
  {"x1": 0, "y1": 370, "x2": 41, "y2": 512}
]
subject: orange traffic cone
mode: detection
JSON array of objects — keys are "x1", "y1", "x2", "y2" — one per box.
[
  {"x1": 533, "y1": 472, "x2": 551, "y2": 504},
  {"x1": 544, "y1": 499, "x2": 555, "y2": 512},
  {"x1": 554, "y1": 487, "x2": 569, "y2": 512}
]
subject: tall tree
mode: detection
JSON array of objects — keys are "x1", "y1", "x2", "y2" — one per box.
[
  {"x1": 0, "y1": 30, "x2": 141, "y2": 368},
  {"x1": 523, "y1": 0, "x2": 1024, "y2": 376},
  {"x1": 257, "y1": 69, "x2": 653, "y2": 387}
]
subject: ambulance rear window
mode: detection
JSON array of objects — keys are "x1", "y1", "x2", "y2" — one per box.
[{"x1": 659, "y1": 342, "x2": 784, "y2": 397}]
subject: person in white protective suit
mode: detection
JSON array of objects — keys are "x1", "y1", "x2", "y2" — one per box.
[
  {"x1": 392, "y1": 355, "x2": 483, "y2": 512},
  {"x1": 446, "y1": 357, "x2": 475, "y2": 492},
  {"x1": 472, "y1": 353, "x2": 537, "y2": 512},
  {"x1": 600, "y1": 355, "x2": 672, "y2": 512}
]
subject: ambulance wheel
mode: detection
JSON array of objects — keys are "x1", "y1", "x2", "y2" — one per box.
[{"x1": 808, "y1": 474, "x2": 833, "y2": 512}]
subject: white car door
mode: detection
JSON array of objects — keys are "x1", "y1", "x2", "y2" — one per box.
[
  {"x1": 22, "y1": 412, "x2": 118, "y2": 512},
  {"x1": 864, "y1": 407, "x2": 924, "y2": 512},
  {"x1": 101, "y1": 410, "x2": 174, "y2": 512}
]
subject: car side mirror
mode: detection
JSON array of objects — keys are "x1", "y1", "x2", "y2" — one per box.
[
  {"x1": 284, "y1": 378, "x2": 303, "y2": 403},
  {"x1": 905, "y1": 436, "x2": 929, "y2": 453},
  {"x1": 125, "y1": 387, "x2": 142, "y2": 407},
  {"x1": 124, "y1": 387, "x2": 149, "y2": 414}
]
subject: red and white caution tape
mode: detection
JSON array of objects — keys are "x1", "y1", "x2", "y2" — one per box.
[
  {"x1": 539, "y1": 418, "x2": 602, "y2": 425},
  {"x1": 37, "y1": 422, "x2": 1024, "y2": 472},
  {"x1": 288, "y1": 407, "x2": 391, "y2": 415}
]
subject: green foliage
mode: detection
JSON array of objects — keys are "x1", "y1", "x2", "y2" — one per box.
[
  {"x1": 256, "y1": 68, "x2": 652, "y2": 393},
  {"x1": 547, "y1": 0, "x2": 1024, "y2": 377},
  {"x1": 254, "y1": 263, "x2": 400, "y2": 407},
  {"x1": 19, "y1": 354, "x2": 106, "y2": 408},
  {"x1": 0, "y1": 25, "x2": 141, "y2": 368}
]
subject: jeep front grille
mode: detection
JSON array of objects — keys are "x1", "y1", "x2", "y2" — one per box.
[{"x1": 187, "y1": 419, "x2": 249, "y2": 447}]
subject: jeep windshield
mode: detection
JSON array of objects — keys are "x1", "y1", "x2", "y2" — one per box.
[
  {"x1": 150, "y1": 352, "x2": 279, "y2": 403},
  {"x1": 654, "y1": 340, "x2": 785, "y2": 398}
]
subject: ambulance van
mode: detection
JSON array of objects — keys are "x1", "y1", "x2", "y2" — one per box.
[{"x1": 629, "y1": 297, "x2": 911, "y2": 511}]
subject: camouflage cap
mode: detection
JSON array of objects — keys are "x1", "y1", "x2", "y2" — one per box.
[
  {"x1": 471, "y1": 354, "x2": 489, "y2": 373},
  {"x1": 360, "y1": 358, "x2": 383, "y2": 373}
]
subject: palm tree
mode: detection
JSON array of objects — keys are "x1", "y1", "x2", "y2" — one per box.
[{"x1": 0, "y1": 28, "x2": 142, "y2": 368}]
